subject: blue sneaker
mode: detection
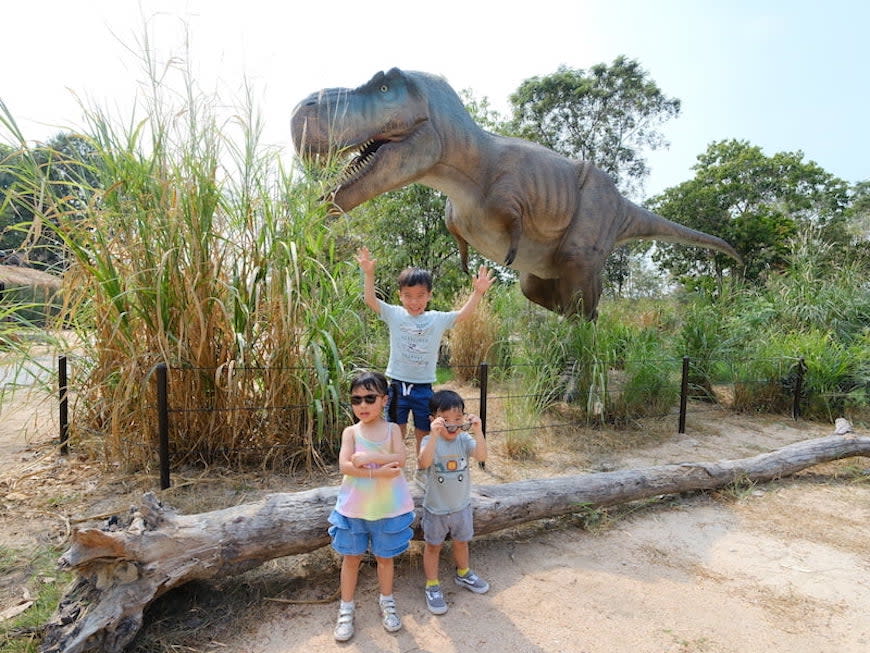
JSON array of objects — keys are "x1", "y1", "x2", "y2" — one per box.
[
  {"x1": 454, "y1": 570, "x2": 489, "y2": 594},
  {"x1": 425, "y1": 584, "x2": 448, "y2": 614}
]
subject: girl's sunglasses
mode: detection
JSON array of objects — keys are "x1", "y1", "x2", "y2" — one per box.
[{"x1": 350, "y1": 393, "x2": 381, "y2": 405}]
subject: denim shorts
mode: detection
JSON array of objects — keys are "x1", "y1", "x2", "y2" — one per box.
[
  {"x1": 388, "y1": 381, "x2": 433, "y2": 431},
  {"x1": 421, "y1": 505, "x2": 474, "y2": 545},
  {"x1": 328, "y1": 510, "x2": 415, "y2": 558}
]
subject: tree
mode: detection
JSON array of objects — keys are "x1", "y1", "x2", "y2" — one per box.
[
  {"x1": 507, "y1": 56, "x2": 681, "y2": 198},
  {"x1": 648, "y1": 140, "x2": 851, "y2": 287},
  {"x1": 847, "y1": 180, "x2": 870, "y2": 240},
  {"x1": 0, "y1": 143, "x2": 20, "y2": 253}
]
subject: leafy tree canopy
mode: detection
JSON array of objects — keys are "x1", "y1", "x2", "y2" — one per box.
[{"x1": 647, "y1": 139, "x2": 851, "y2": 285}]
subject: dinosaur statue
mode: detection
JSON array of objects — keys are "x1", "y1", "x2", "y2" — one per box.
[{"x1": 291, "y1": 68, "x2": 741, "y2": 319}]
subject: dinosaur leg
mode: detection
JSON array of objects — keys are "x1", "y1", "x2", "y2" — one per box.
[
  {"x1": 444, "y1": 200, "x2": 470, "y2": 273},
  {"x1": 559, "y1": 262, "x2": 602, "y2": 320},
  {"x1": 520, "y1": 269, "x2": 601, "y2": 320},
  {"x1": 519, "y1": 274, "x2": 565, "y2": 314}
]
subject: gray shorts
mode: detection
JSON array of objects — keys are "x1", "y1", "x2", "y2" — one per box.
[{"x1": 421, "y1": 505, "x2": 474, "y2": 545}]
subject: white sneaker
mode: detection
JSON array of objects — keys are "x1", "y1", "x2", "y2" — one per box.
[
  {"x1": 333, "y1": 604, "x2": 354, "y2": 641},
  {"x1": 379, "y1": 596, "x2": 402, "y2": 632}
]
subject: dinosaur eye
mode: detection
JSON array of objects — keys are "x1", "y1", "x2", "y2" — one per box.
[{"x1": 379, "y1": 84, "x2": 389, "y2": 93}]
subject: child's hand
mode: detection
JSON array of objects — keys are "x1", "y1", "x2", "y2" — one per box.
[
  {"x1": 355, "y1": 247, "x2": 376, "y2": 274},
  {"x1": 379, "y1": 461, "x2": 403, "y2": 478},
  {"x1": 350, "y1": 451, "x2": 372, "y2": 468},
  {"x1": 430, "y1": 417, "x2": 448, "y2": 437},
  {"x1": 467, "y1": 413, "x2": 484, "y2": 435},
  {"x1": 473, "y1": 265, "x2": 495, "y2": 295}
]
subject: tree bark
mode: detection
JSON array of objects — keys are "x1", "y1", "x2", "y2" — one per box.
[{"x1": 40, "y1": 432, "x2": 870, "y2": 653}]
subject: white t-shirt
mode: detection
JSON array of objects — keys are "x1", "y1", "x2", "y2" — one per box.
[{"x1": 378, "y1": 300, "x2": 458, "y2": 383}]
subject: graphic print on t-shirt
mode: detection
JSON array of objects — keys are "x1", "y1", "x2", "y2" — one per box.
[
  {"x1": 398, "y1": 319, "x2": 434, "y2": 369},
  {"x1": 435, "y1": 454, "x2": 467, "y2": 483}
]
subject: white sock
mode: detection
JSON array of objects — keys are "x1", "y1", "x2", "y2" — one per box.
[
  {"x1": 340, "y1": 600, "x2": 355, "y2": 612},
  {"x1": 379, "y1": 593, "x2": 393, "y2": 604}
]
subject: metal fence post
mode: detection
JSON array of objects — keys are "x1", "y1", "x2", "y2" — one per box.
[
  {"x1": 478, "y1": 361, "x2": 488, "y2": 470},
  {"x1": 792, "y1": 356, "x2": 805, "y2": 420},
  {"x1": 156, "y1": 363, "x2": 171, "y2": 489},
  {"x1": 678, "y1": 356, "x2": 689, "y2": 434},
  {"x1": 58, "y1": 355, "x2": 68, "y2": 456}
]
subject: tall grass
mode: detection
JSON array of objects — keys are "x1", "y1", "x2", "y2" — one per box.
[
  {"x1": 1, "y1": 46, "x2": 365, "y2": 471},
  {"x1": 447, "y1": 289, "x2": 498, "y2": 384}
]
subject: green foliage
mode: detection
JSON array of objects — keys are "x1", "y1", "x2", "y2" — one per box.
[
  {"x1": 0, "y1": 126, "x2": 101, "y2": 270},
  {"x1": 504, "y1": 304, "x2": 678, "y2": 424},
  {"x1": 613, "y1": 329, "x2": 680, "y2": 420},
  {"x1": 648, "y1": 139, "x2": 852, "y2": 286},
  {"x1": 674, "y1": 297, "x2": 737, "y2": 399}
]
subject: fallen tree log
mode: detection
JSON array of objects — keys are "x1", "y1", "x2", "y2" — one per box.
[{"x1": 40, "y1": 430, "x2": 870, "y2": 653}]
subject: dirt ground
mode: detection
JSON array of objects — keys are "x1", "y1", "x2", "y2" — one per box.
[{"x1": 1, "y1": 385, "x2": 869, "y2": 653}]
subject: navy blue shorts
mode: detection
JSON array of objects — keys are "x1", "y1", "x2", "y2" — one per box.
[{"x1": 388, "y1": 381, "x2": 433, "y2": 431}]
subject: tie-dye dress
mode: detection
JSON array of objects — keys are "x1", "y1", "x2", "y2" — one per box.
[{"x1": 328, "y1": 422, "x2": 415, "y2": 557}]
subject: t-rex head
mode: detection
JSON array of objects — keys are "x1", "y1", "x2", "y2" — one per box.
[{"x1": 291, "y1": 68, "x2": 446, "y2": 214}]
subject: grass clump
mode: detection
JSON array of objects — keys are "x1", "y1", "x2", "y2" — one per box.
[{"x1": 0, "y1": 545, "x2": 72, "y2": 653}]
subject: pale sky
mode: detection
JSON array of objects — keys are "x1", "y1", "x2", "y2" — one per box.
[{"x1": 3, "y1": 0, "x2": 868, "y2": 198}]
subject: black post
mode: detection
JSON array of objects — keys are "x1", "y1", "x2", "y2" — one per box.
[
  {"x1": 792, "y1": 356, "x2": 805, "y2": 420},
  {"x1": 156, "y1": 363, "x2": 171, "y2": 489},
  {"x1": 478, "y1": 361, "x2": 488, "y2": 470},
  {"x1": 58, "y1": 355, "x2": 68, "y2": 456},
  {"x1": 678, "y1": 356, "x2": 689, "y2": 434}
]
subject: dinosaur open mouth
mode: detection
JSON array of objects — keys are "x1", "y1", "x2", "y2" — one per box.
[{"x1": 336, "y1": 138, "x2": 388, "y2": 187}]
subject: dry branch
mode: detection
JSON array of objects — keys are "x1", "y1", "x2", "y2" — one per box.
[{"x1": 40, "y1": 430, "x2": 870, "y2": 653}]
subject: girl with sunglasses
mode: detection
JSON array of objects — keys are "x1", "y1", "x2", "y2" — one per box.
[{"x1": 328, "y1": 370, "x2": 415, "y2": 642}]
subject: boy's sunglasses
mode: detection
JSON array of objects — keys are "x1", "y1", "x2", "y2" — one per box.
[
  {"x1": 444, "y1": 421, "x2": 471, "y2": 433},
  {"x1": 350, "y1": 393, "x2": 381, "y2": 405}
]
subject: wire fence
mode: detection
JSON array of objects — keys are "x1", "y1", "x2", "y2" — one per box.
[{"x1": 53, "y1": 353, "x2": 818, "y2": 489}]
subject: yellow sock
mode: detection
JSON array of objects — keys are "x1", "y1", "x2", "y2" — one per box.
[
  {"x1": 457, "y1": 568, "x2": 469, "y2": 577},
  {"x1": 426, "y1": 579, "x2": 440, "y2": 588}
]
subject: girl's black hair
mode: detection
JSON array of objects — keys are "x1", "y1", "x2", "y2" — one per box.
[
  {"x1": 397, "y1": 267, "x2": 433, "y2": 291},
  {"x1": 350, "y1": 370, "x2": 389, "y2": 395},
  {"x1": 429, "y1": 389, "x2": 465, "y2": 414}
]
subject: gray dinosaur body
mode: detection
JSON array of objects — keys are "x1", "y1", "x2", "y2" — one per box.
[{"x1": 291, "y1": 68, "x2": 740, "y2": 319}]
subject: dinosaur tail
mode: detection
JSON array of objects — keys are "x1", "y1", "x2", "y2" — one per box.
[{"x1": 618, "y1": 202, "x2": 742, "y2": 264}]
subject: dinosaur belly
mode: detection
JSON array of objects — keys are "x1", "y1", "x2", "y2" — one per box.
[{"x1": 460, "y1": 228, "x2": 559, "y2": 279}]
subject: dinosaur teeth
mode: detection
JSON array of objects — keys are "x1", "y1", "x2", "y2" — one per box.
[{"x1": 334, "y1": 139, "x2": 381, "y2": 187}]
